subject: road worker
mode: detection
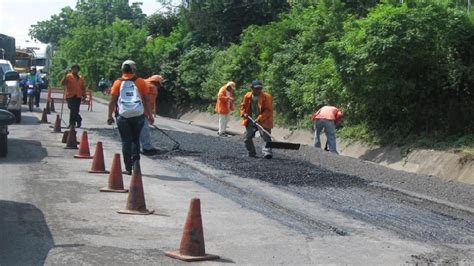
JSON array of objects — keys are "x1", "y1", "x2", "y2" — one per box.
[
  {"x1": 215, "y1": 81, "x2": 235, "y2": 136},
  {"x1": 240, "y1": 80, "x2": 273, "y2": 159},
  {"x1": 311, "y1": 105, "x2": 343, "y2": 154}
]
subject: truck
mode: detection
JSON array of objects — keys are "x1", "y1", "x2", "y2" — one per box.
[
  {"x1": 17, "y1": 41, "x2": 52, "y2": 80},
  {"x1": 0, "y1": 34, "x2": 15, "y2": 64}
]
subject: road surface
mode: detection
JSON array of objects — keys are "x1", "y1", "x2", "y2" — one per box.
[{"x1": 0, "y1": 94, "x2": 472, "y2": 264}]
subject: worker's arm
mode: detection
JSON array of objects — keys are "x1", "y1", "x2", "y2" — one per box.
[
  {"x1": 256, "y1": 94, "x2": 273, "y2": 123},
  {"x1": 240, "y1": 95, "x2": 249, "y2": 117},
  {"x1": 60, "y1": 71, "x2": 69, "y2": 86},
  {"x1": 142, "y1": 95, "x2": 154, "y2": 125},
  {"x1": 107, "y1": 95, "x2": 118, "y2": 124}
]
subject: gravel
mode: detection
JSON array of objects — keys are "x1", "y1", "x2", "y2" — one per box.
[{"x1": 95, "y1": 127, "x2": 474, "y2": 245}]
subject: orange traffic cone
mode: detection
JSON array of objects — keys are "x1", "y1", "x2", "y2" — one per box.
[
  {"x1": 100, "y1": 154, "x2": 128, "y2": 193},
  {"x1": 40, "y1": 108, "x2": 49, "y2": 124},
  {"x1": 88, "y1": 141, "x2": 109, "y2": 173},
  {"x1": 45, "y1": 101, "x2": 51, "y2": 114},
  {"x1": 117, "y1": 161, "x2": 153, "y2": 215},
  {"x1": 50, "y1": 99, "x2": 56, "y2": 112},
  {"x1": 51, "y1": 114, "x2": 62, "y2": 133},
  {"x1": 165, "y1": 198, "x2": 219, "y2": 262},
  {"x1": 74, "y1": 131, "x2": 93, "y2": 159},
  {"x1": 61, "y1": 130, "x2": 69, "y2": 143},
  {"x1": 64, "y1": 127, "x2": 78, "y2": 149}
]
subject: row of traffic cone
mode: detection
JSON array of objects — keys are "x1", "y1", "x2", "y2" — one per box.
[{"x1": 47, "y1": 112, "x2": 218, "y2": 262}]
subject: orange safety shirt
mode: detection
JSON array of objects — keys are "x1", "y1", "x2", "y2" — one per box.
[
  {"x1": 144, "y1": 79, "x2": 158, "y2": 113},
  {"x1": 312, "y1": 106, "x2": 343, "y2": 123},
  {"x1": 240, "y1": 91, "x2": 273, "y2": 129},
  {"x1": 215, "y1": 85, "x2": 234, "y2": 115},
  {"x1": 64, "y1": 73, "x2": 86, "y2": 99},
  {"x1": 110, "y1": 73, "x2": 149, "y2": 98}
]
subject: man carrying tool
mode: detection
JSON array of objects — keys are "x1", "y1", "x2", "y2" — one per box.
[
  {"x1": 60, "y1": 64, "x2": 86, "y2": 128},
  {"x1": 140, "y1": 75, "x2": 163, "y2": 156},
  {"x1": 311, "y1": 104, "x2": 343, "y2": 154},
  {"x1": 107, "y1": 60, "x2": 154, "y2": 175},
  {"x1": 215, "y1": 81, "x2": 235, "y2": 136},
  {"x1": 240, "y1": 80, "x2": 273, "y2": 159}
]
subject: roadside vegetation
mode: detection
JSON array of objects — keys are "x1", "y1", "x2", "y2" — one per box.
[{"x1": 29, "y1": 0, "x2": 474, "y2": 153}]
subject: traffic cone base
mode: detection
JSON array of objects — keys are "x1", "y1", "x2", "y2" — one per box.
[
  {"x1": 100, "y1": 187, "x2": 128, "y2": 193},
  {"x1": 117, "y1": 208, "x2": 154, "y2": 215},
  {"x1": 74, "y1": 154, "x2": 93, "y2": 159},
  {"x1": 88, "y1": 169, "x2": 110, "y2": 174},
  {"x1": 164, "y1": 251, "x2": 219, "y2": 262}
]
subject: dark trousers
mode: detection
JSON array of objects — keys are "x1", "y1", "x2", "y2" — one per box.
[
  {"x1": 117, "y1": 115, "x2": 145, "y2": 171},
  {"x1": 35, "y1": 88, "x2": 41, "y2": 107},
  {"x1": 66, "y1": 97, "x2": 82, "y2": 127}
]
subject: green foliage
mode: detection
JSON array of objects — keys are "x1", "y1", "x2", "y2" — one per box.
[
  {"x1": 37, "y1": 0, "x2": 474, "y2": 149},
  {"x1": 333, "y1": 3, "x2": 474, "y2": 140},
  {"x1": 177, "y1": 45, "x2": 217, "y2": 101}
]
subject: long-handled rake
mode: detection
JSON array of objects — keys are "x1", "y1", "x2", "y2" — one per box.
[
  {"x1": 247, "y1": 116, "x2": 300, "y2": 150},
  {"x1": 151, "y1": 124, "x2": 180, "y2": 151}
]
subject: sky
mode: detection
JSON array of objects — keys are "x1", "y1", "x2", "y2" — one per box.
[{"x1": 0, "y1": 0, "x2": 164, "y2": 43}]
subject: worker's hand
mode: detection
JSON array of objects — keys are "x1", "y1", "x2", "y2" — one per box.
[
  {"x1": 243, "y1": 113, "x2": 249, "y2": 118},
  {"x1": 148, "y1": 115, "x2": 155, "y2": 125},
  {"x1": 107, "y1": 117, "x2": 114, "y2": 125},
  {"x1": 64, "y1": 69, "x2": 71, "y2": 76}
]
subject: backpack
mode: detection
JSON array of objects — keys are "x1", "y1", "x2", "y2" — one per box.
[{"x1": 117, "y1": 77, "x2": 144, "y2": 118}]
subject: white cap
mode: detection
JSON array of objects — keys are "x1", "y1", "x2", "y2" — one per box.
[{"x1": 121, "y1": 60, "x2": 137, "y2": 73}]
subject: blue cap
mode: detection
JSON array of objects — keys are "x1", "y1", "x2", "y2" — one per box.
[{"x1": 251, "y1": 80, "x2": 263, "y2": 89}]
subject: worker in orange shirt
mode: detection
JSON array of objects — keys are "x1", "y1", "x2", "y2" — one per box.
[
  {"x1": 311, "y1": 105, "x2": 343, "y2": 154},
  {"x1": 107, "y1": 60, "x2": 154, "y2": 175},
  {"x1": 240, "y1": 80, "x2": 273, "y2": 159},
  {"x1": 140, "y1": 75, "x2": 163, "y2": 156},
  {"x1": 215, "y1": 81, "x2": 235, "y2": 136},
  {"x1": 60, "y1": 64, "x2": 86, "y2": 128}
]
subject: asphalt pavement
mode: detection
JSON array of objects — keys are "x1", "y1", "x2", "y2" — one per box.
[{"x1": 0, "y1": 93, "x2": 472, "y2": 264}]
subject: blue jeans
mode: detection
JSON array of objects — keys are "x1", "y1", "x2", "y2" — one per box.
[
  {"x1": 117, "y1": 115, "x2": 145, "y2": 171},
  {"x1": 244, "y1": 122, "x2": 272, "y2": 157},
  {"x1": 314, "y1": 119, "x2": 338, "y2": 154},
  {"x1": 139, "y1": 119, "x2": 154, "y2": 151}
]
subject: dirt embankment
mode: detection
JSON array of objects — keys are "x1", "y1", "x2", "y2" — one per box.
[{"x1": 178, "y1": 110, "x2": 474, "y2": 185}]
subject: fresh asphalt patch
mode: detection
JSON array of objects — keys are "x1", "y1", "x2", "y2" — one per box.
[{"x1": 93, "y1": 127, "x2": 474, "y2": 246}]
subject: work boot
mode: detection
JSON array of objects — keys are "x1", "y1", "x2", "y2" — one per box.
[
  {"x1": 142, "y1": 148, "x2": 158, "y2": 156},
  {"x1": 122, "y1": 170, "x2": 132, "y2": 175},
  {"x1": 76, "y1": 121, "x2": 81, "y2": 128},
  {"x1": 263, "y1": 154, "x2": 273, "y2": 159}
]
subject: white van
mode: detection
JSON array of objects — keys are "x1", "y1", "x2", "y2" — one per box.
[{"x1": 17, "y1": 41, "x2": 52, "y2": 79}]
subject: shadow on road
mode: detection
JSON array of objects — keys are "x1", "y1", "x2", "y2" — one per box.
[
  {"x1": 0, "y1": 139, "x2": 47, "y2": 164},
  {"x1": 0, "y1": 200, "x2": 54, "y2": 265}
]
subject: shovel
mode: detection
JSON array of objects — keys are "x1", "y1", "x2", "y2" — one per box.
[{"x1": 247, "y1": 116, "x2": 300, "y2": 150}]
